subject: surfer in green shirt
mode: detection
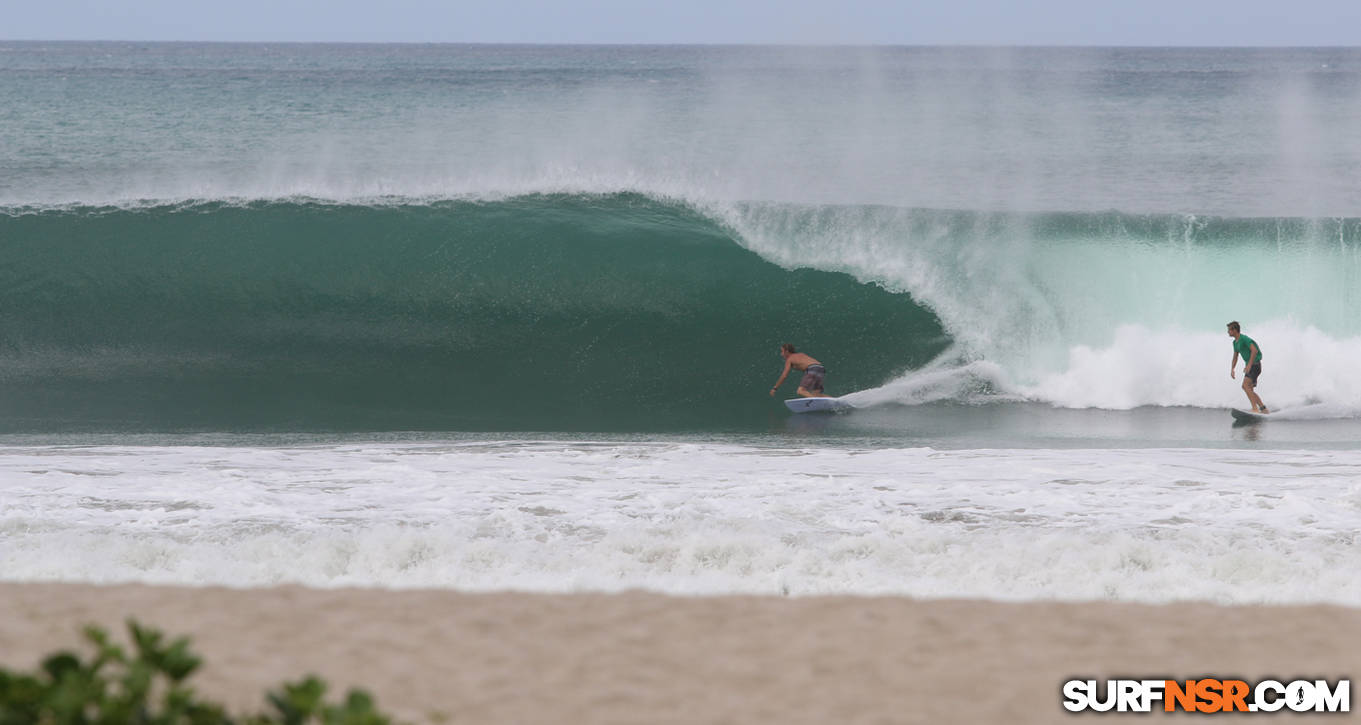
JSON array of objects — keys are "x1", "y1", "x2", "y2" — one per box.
[{"x1": 1227, "y1": 321, "x2": 1268, "y2": 414}]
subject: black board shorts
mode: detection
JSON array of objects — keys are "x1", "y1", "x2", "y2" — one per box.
[{"x1": 1245, "y1": 362, "x2": 1261, "y2": 384}]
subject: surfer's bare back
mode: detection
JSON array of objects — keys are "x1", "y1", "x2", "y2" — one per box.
[{"x1": 769, "y1": 343, "x2": 829, "y2": 398}]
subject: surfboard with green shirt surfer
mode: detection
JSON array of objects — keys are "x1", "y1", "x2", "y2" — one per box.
[{"x1": 1227, "y1": 321, "x2": 1268, "y2": 414}]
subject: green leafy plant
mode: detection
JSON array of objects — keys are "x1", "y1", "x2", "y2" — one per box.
[{"x1": 0, "y1": 620, "x2": 393, "y2": 725}]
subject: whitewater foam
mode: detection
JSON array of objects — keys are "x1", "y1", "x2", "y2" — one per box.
[
  {"x1": 714, "y1": 199, "x2": 1361, "y2": 410},
  {"x1": 848, "y1": 322, "x2": 1361, "y2": 413},
  {"x1": 839, "y1": 355, "x2": 1013, "y2": 408},
  {"x1": 3, "y1": 441, "x2": 1359, "y2": 604}
]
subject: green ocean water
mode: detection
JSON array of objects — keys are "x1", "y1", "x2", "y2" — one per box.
[
  {"x1": 6, "y1": 194, "x2": 1361, "y2": 433},
  {"x1": 5, "y1": 43, "x2": 1361, "y2": 435},
  {"x1": 0, "y1": 195, "x2": 948, "y2": 430}
]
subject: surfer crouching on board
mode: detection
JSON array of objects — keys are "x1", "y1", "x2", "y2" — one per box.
[
  {"x1": 769, "y1": 344, "x2": 830, "y2": 398},
  {"x1": 1227, "y1": 321, "x2": 1268, "y2": 414}
]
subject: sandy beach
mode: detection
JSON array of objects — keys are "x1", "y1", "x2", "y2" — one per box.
[{"x1": 1, "y1": 583, "x2": 1357, "y2": 723}]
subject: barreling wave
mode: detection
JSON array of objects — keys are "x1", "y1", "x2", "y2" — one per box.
[
  {"x1": 718, "y1": 202, "x2": 1361, "y2": 412},
  {"x1": 5, "y1": 191, "x2": 1361, "y2": 431},
  {"x1": 0, "y1": 194, "x2": 945, "y2": 431}
]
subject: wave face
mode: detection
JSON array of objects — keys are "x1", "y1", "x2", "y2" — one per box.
[
  {"x1": 0, "y1": 195, "x2": 946, "y2": 431},
  {"x1": 8, "y1": 194, "x2": 1361, "y2": 430}
]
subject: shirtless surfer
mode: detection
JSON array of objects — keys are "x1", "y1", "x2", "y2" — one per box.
[
  {"x1": 1227, "y1": 321, "x2": 1268, "y2": 414},
  {"x1": 769, "y1": 343, "x2": 829, "y2": 398}
]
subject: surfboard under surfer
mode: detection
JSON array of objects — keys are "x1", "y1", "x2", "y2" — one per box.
[
  {"x1": 769, "y1": 343, "x2": 830, "y2": 398},
  {"x1": 1227, "y1": 321, "x2": 1268, "y2": 414}
]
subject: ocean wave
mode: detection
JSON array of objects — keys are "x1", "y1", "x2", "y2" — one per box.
[
  {"x1": 0, "y1": 194, "x2": 943, "y2": 431},
  {"x1": 5, "y1": 192, "x2": 1361, "y2": 430}
]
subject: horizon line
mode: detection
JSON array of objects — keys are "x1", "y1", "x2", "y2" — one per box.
[{"x1": 3, "y1": 38, "x2": 1360, "y2": 49}]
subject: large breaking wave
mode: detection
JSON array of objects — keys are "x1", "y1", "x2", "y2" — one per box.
[
  {"x1": 4, "y1": 191, "x2": 1361, "y2": 431},
  {"x1": 0, "y1": 194, "x2": 943, "y2": 431}
]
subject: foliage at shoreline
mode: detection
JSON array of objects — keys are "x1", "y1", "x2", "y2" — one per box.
[{"x1": 0, "y1": 620, "x2": 392, "y2": 725}]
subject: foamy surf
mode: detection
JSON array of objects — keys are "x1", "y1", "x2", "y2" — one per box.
[
  {"x1": 3, "y1": 440, "x2": 1359, "y2": 604},
  {"x1": 844, "y1": 323, "x2": 1361, "y2": 415}
]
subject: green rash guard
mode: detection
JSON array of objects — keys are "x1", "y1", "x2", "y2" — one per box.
[{"x1": 1233, "y1": 334, "x2": 1263, "y2": 364}]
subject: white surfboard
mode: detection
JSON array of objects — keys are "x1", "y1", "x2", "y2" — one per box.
[{"x1": 785, "y1": 397, "x2": 851, "y2": 414}]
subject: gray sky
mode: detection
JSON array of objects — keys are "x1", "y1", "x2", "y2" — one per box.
[{"x1": 6, "y1": 0, "x2": 1361, "y2": 45}]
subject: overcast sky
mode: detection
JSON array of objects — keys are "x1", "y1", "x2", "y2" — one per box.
[{"x1": 6, "y1": 0, "x2": 1361, "y2": 46}]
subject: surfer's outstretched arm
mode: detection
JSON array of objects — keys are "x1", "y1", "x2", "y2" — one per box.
[{"x1": 769, "y1": 361, "x2": 792, "y2": 397}]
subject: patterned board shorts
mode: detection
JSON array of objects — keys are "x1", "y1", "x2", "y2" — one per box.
[{"x1": 800, "y1": 365, "x2": 826, "y2": 393}]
